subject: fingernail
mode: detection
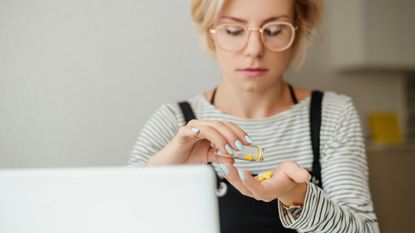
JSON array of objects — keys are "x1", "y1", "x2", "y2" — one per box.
[
  {"x1": 238, "y1": 169, "x2": 246, "y2": 181},
  {"x1": 219, "y1": 164, "x2": 229, "y2": 175},
  {"x1": 245, "y1": 135, "x2": 253, "y2": 144},
  {"x1": 225, "y1": 144, "x2": 235, "y2": 155},
  {"x1": 191, "y1": 127, "x2": 200, "y2": 133},
  {"x1": 235, "y1": 140, "x2": 244, "y2": 151}
]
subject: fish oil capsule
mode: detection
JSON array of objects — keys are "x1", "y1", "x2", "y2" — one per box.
[
  {"x1": 232, "y1": 145, "x2": 264, "y2": 162},
  {"x1": 257, "y1": 176, "x2": 266, "y2": 182},
  {"x1": 261, "y1": 171, "x2": 273, "y2": 178},
  {"x1": 256, "y1": 171, "x2": 273, "y2": 182}
]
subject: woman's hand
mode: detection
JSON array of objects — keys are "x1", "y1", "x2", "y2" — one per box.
[
  {"x1": 219, "y1": 161, "x2": 311, "y2": 206},
  {"x1": 147, "y1": 120, "x2": 253, "y2": 166}
]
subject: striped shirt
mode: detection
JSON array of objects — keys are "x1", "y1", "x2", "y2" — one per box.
[{"x1": 128, "y1": 91, "x2": 380, "y2": 233}]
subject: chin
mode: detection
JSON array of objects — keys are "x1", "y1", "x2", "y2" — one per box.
[{"x1": 237, "y1": 83, "x2": 266, "y2": 93}]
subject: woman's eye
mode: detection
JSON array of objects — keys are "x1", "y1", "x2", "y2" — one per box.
[
  {"x1": 225, "y1": 27, "x2": 244, "y2": 36},
  {"x1": 265, "y1": 26, "x2": 282, "y2": 36}
]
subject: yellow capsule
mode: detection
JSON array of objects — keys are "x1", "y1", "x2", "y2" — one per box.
[
  {"x1": 243, "y1": 154, "x2": 254, "y2": 161},
  {"x1": 257, "y1": 176, "x2": 266, "y2": 182},
  {"x1": 262, "y1": 171, "x2": 273, "y2": 179},
  {"x1": 256, "y1": 171, "x2": 273, "y2": 182}
]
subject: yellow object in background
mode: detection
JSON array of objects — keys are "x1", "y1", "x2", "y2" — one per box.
[{"x1": 368, "y1": 112, "x2": 402, "y2": 144}]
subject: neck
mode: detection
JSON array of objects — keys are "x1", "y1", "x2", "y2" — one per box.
[{"x1": 213, "y1": 80, "x2": 292, "y2": 119}]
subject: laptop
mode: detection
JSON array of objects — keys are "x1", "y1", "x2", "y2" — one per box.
[{"x1": 0, "y1": 165, "x2": 220, "y2": 233}]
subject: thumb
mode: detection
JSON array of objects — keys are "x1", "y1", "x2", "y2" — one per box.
[{"x1": 282, "y1": 162, "x2": 311, "y2": 183}]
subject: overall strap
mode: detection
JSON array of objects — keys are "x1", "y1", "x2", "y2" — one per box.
[
  {"x1": 309, "y1": 90, "x2": 324, "y2": 188},
  {"x1": 178, "y1": 101, "x2": 196, "y2": 124},
  {"x1": 288, "y1": 84, "x2": 298, "y2": 104}
]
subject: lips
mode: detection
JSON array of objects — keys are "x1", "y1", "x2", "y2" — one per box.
[{"x1": 237, "y1": 67, "x2": 268, "y2": 77}]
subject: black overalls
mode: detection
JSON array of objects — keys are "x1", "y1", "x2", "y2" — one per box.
[{"x1": 178, "y1": 85, "x2": 324, "y2": 233}]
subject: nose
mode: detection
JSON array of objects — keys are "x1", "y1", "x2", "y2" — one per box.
[{"x1": 243, "y1": 29, "x2": 265, "y2": 58}]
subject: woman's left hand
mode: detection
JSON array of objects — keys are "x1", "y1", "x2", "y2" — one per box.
[{"x1": 219, "y1": 161, "x2": 311, "y2": 206}]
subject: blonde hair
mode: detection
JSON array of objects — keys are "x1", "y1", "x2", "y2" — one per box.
[{"x1": 191, "y1": 0, "x2": 323, "y2": 70}]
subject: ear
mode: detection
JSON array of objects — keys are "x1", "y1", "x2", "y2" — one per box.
[
  {"x1": 208, "y1": 30, "x2": 216, "y2": 44},
  {"x1": 207, "y1": 32, "x2": 217, "y2": 52}
]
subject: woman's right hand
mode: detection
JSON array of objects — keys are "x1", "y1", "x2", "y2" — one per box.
[{"x1": 146, "y1": 120, "x2": 254, "y2": 166}]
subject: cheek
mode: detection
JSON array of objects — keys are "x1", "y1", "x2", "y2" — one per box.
[
  {"x1": 215, "y1": 50, "x2": 236, "y2": 73},
  {"x1": 269, "y1": 50, "x2": 292, "y2": 70}
]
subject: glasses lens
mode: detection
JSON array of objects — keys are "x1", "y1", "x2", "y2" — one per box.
[
  {"x1": 215, "y1": 24, "x2": 247, "y2": 51},
  {"x1": 262, "y1": 23, "x2": 294, "y2": 51}
]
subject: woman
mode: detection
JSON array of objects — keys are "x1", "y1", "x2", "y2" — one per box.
[{"x1": 129, "y1": 0, "x2": 380, "y2": 232}]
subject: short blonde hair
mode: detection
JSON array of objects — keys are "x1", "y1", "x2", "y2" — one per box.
[{"x1": 191, "y1": 0, "x2": 323, "y2": 69}]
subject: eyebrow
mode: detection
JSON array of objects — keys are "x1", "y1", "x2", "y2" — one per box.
[{"x1": 219, "y1": 15, "x2": 289, "y2": 24}]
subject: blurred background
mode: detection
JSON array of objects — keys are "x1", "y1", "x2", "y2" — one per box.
[{"x1": 0, "y1": 0, "x2": 414, "y2": 232}]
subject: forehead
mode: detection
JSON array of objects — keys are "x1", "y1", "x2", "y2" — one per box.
[{"x1": 219, "y1": 0, "x2": 294, "y2": 23}]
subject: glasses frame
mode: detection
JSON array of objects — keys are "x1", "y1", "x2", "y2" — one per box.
[{"x1": 209, "y1": 21, "x2": 297, "y2": 52}]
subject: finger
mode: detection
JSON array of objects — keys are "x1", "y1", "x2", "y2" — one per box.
[
  {"x1": 186, "y1": 124, "x2": 232, "y2": 156},
  {"x1": 198, "y1": 125, "x2": 240, "y2": 157},
  {"x1": 175, "y1": 126, "x2": 203, "y2": 145},
  {"x1": 187, "y1": 121, "x2": 235, "y2": 156},
  {"x1": 207, "y1": 147, "x2": 235, "y2": 164},
  {"x1": 222, "y1": 164, "x2": 253, "y2": 196},
  {"x1": 212, "y1": 155, "x2": 235, "y2": 164},
  {"x1": 194, "y1": 120, "x2": 248, "y2": 153},
  {"x1": 280, "y1": 161, "x2": 311, "y2": 183},
  {"x1": 177, "y1": 124, "x2": 226, "y2": 158},
  {"x1": 178, "y1": 125, "x2": 201, "y2": 138},
  {"x1": 203, "y1": 121, "x2": 243, "y2": 152},
  {"x1": 222, "y1": 121, "x2": 254, "y2": 145},
  {"x1": 239, "y1": 169, "x2": 272, "y2": 201},
  {"x1": 240, "y1": 170, "x2": 267, "y2": 199}
]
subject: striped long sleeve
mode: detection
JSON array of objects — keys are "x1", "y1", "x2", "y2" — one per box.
[
  {"x1": 278, "y1": 98, "x2": 379, "y2": 232},
  {"x1": 128, "y1": 104, "x2": 181, "y2": 167}
]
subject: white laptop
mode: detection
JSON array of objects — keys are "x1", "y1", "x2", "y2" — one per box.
[{"x1": 0, "y1": 165, "x2": 220, "y2": 233}]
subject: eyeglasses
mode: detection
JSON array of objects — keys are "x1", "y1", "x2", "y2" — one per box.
[{"x1": 209, "y1": 22, "x2": 297, "y2": 52}]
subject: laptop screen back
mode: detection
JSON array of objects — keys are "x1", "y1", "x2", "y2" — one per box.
[{"x1": 0, "y1": 165, "x2": 220, "y2": 233}]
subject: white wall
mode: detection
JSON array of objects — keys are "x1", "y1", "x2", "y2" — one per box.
[
  {"x1": 0, "y1": 0, "x2": 405, "y2": 168},
  {"x1": 0, "y1": 0, "x2": 220, "y2": 168}
]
